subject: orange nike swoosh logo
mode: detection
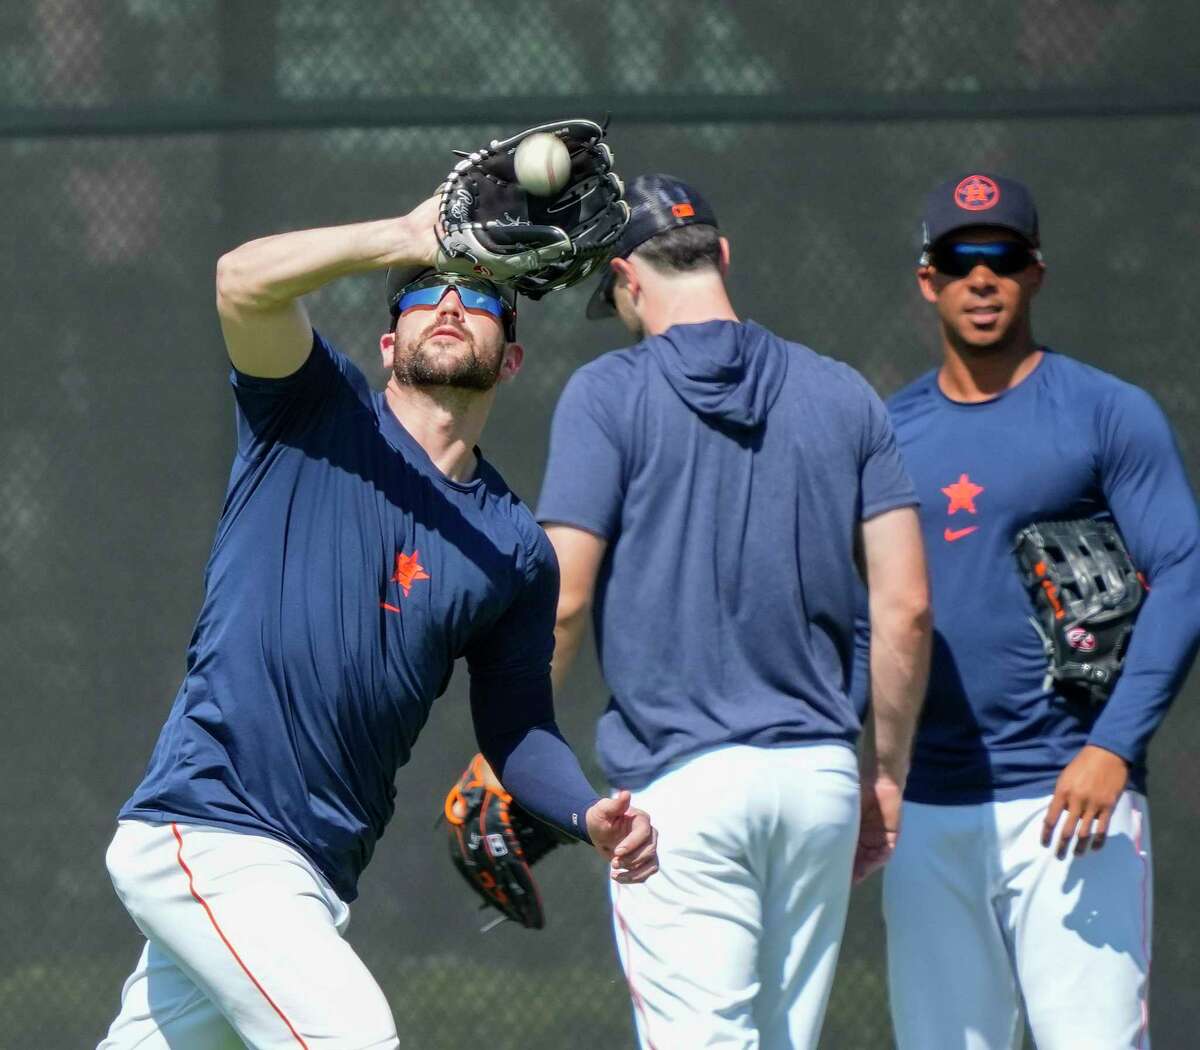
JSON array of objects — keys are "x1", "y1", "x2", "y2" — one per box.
[{"x1": 944, "y1": 526, "x2": 979, "y2": 542}]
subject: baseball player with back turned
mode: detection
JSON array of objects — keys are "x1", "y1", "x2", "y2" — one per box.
[
  {"x1": 485, "y1": 174, "x2": 933, "y2": 1048},
  {"x1": 96, "y1": 175, "x2": 658, "y2": 1049},
  {"x1": 872, "y1": 172, "x2": 1200, "y2": 1048}
]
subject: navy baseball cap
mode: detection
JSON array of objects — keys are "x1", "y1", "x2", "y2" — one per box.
[
  {"x1": 586, "y1": 174, "x2": 719, "y2": 319},
  {"x1": 921, "y1": 172, "x2": 1039, "y2": 251}
]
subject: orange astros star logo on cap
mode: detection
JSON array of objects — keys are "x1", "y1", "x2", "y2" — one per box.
[{"x1": 954, "y1": 175, "x2": 1000, "y2": 211}]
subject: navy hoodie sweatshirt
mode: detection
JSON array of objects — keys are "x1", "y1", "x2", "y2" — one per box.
[{"x1": 536, "y1": 320, "x2": 916, "y2": 788}]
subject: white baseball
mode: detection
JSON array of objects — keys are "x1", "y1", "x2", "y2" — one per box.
[{"x1": 514, "y1": 132, "x2": 572, "y2": 197}]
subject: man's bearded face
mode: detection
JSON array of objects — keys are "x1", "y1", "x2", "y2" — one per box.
[{"x1": 391, "y1": 289, "x2": 508, "y2": 392}]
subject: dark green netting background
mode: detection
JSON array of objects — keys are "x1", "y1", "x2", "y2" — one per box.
[{"x1": 3, "y1": 2, "x2": 1199, "y2": 1047}]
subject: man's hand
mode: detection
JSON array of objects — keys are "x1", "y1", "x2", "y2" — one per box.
[
  {"x1": 471, "y1": 755, "x2": 505, "y2": 800},
  {"x1": 586, "y1": 792, "x2": 659, "y2": 884},
  {"x1": 854, "y1": 775, "x2": 903, "y2": 884},
  {"x1": 474, "y1": 760, "x2": 659, "y2": 883},
  {"x1": 1041, "y1": 745, "x2": 1129, "y2": 858},
  {"x1": 398, "y1": 194, "x2": 442, "y2": 272}
]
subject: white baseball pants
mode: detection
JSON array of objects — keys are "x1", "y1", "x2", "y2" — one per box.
[
  {"x1": 610, "y1": 743, "x2": 860, "y2": 1050},
  {"x1": 98, "y1": 820, "x2": 398, "y2": 1049},
  {"x1": 884, "y1": 792, "x2": 1152, "y2": 1050}
]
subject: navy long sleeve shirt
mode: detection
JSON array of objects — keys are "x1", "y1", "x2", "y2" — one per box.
[
  {"x1": 122, "y1": 333, "x2": 597, "y2": 900},
  {"x1": 869, "y1": 350, "x2": 1200, "y2": 803}
]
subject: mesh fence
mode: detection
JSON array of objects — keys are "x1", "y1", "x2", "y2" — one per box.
[{"x1": 3, "y1": 2, "x2": 1200, "y2": 1048}]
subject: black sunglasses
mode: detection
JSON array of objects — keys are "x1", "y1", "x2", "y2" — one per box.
[{"x1": 924, "y1": 240, "x2": 1041, "y2": 277}]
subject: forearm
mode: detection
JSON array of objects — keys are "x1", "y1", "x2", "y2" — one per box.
[
  {"x1": 475, "y1": 605, "x2": 588, "y2": 805},
  {"x1": 216, "y1": 215, "x2": 430, "y2": 314},
  {"x1": 543, "y1": 524, "x2": 607, "y2": 695},
  {"x1": 868, "y1": 608, "x2": 931, "y2": 784},
  {"x1": 469, "y1": 671, "x2": 600, "y2": 842},
  {"x1": 550, "y1": 604, "x2": 590, "y2": 694},
  {"x1": 856, "y1": 506, "x2": 930, "y2": 784},
  {"x1": 479, "y1": 721, "x2": 600, "y2": 843},
  {"x1": 1088, "y1": 568, "x2": 1200, "y2": 764}
]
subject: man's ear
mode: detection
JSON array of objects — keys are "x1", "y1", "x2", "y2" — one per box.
[
  {"x1": 379, "y1": 329, "x2": 396, "y2": 368},
  {"x1": 1028, "y1": 259, "x2": 1046, "y2": 298},
  {"x1": 718, "y1": 236, "x2": 731, "y2": 276},
  {"x1": 915, "y1": 266, "x2": 940, "y2": 305},
  {"x1": 498, "y1": 341, "x2": 524, "y2": 383},
  {"x1": 611, "y1": 256, "x2": 639, "y2": 302}
]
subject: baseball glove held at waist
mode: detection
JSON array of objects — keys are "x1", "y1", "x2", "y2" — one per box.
[{"x1": 1014, "y1": 517, "x2": 1145, "y2": 706}]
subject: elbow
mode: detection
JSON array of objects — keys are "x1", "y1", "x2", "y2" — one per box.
[
  {"x1": 890, "y1": 576, "x2": 933, "y2": 633},
  {"x1": 875, "y1": 590, "x2": 932, "y2": 644},
  {"x1": 902, "y1": 601, "x2": 933, "y2": 653},
  {"x1": 215, "y1": 246, "x2": 270, "y2": 316},
  {"x1": 556, "y1": 590, "x2": 592, "y2": 633},
  {"x1": 910, "y1": 596, "x2": 933, "y2": 638},
  {"x1": 215, "y1": 250, "x2": 246, "y2": 316}
]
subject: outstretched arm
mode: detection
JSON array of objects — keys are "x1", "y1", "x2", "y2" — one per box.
[
  {"x1": 854, "y1": 506, "x2": 932, "y2": 883},
  {"x1": 471, "y1": 526, "x2": 605, "y2": 790},
  {"x1": 215, "y1": 196, "x2": 440, "y2": 378},
  {"x1": 467, "y1": 533, "x2": 656, "y2": 882},
  {"x1": 469, "y1": 681, "x2": 656, "y2": 883}
]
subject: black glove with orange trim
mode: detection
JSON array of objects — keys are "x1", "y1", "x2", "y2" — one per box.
[
  {"x1": 443, "y1": 754, "x2": 574, "y2": 930},
  {"x1": 1014, "y1": 518, "x2": 1146, "y2": 707}
]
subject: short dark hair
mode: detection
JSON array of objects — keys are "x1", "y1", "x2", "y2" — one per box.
[{"x1": 631, "y1": 223, "x2": 721, "y2": 274}]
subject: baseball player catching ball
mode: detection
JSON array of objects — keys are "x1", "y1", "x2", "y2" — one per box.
[
  {"x1": 96, "y1": 125, "x2": 657, "y2": 1050},
  {"x1": 869, "y1": 172, "x2": 1200, "y2": 1048},
  {"x1": 484, "y1": 174, "x2": 932, "y2": 1048}
]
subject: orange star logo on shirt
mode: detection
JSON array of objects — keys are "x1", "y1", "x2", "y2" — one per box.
[
  {"x1": 389, "y1": 550, "x2": 430, "y2": 597},
  {"x1": 942, "y1": 473, "x2": 984, "y2": 515}
]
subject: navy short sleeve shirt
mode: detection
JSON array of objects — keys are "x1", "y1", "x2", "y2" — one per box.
[{"x1": 536, "y1": 320, "x2": 917, "y2": 788}]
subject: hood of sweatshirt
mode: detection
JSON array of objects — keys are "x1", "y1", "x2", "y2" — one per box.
[{"x1": 645, "y1": 319, "x2": 789, "y2": 429}]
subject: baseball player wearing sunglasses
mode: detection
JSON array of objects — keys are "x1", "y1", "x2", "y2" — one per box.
[
  {"x1": 96, "y1": 188, "x2": 657, "y2": 1049},
  {"x1": 864, "y1": 172, "x2": 1200, "y2": 1048}
]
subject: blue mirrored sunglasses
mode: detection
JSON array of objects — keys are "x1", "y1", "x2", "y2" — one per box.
[
  {"x1": 924, "y1": 240, "x2": 1042, "y2": 277},
  {"x1": 395, "y1": 280, "x2": 508, "y2": 321}
]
